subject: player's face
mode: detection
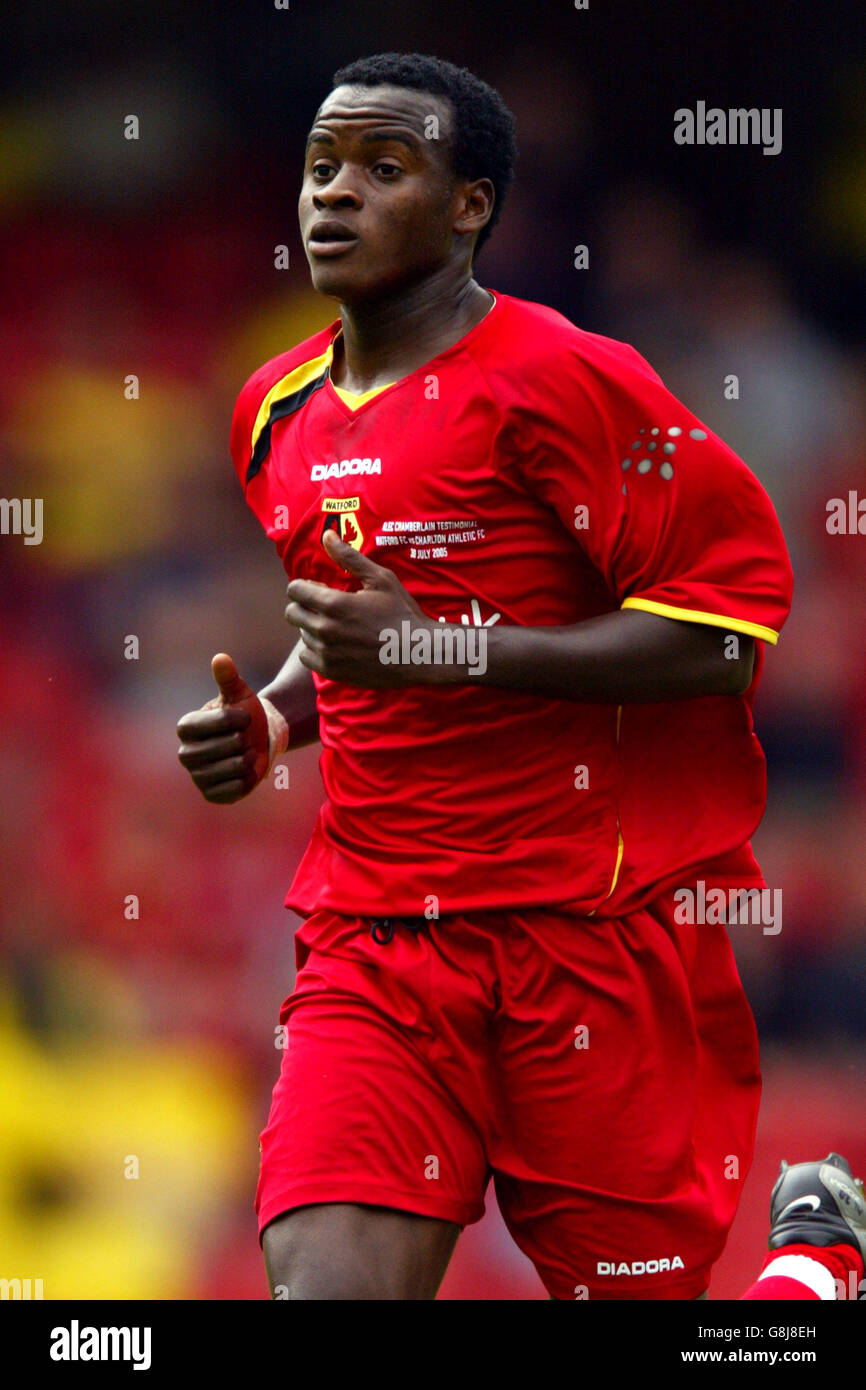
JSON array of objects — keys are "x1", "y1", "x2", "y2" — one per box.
[{"x1": 299, "y1": 85, "x2": 465, "y2": 304}]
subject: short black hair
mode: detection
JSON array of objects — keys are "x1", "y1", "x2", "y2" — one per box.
[{"x1": 331, "y1": 52, "x2": 517, "y2": 256}]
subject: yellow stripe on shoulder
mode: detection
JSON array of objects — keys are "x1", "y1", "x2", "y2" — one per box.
[
  {"x1": 621, "y1": 596, "x2": 780, "y2": 645},
  {"x1": 250, "y1": 346, "x2": 334, "y2": 457}
]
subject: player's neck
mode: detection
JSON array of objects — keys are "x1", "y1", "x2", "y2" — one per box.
[{"x1": 332, "y1": 273, "x2": 493, "y2": 393}]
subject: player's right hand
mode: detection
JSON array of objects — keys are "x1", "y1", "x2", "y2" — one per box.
[{"x1": 176, "y1": 653, "x2": 271, "y2": 803}]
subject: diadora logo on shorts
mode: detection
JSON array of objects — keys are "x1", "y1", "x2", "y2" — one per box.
[
  {"x1": 597, "y1": 1256, "x2": 685, "y2": 1276},
  {"x1": 311, "y1": 457, "x2": 382, "y2": 481}
]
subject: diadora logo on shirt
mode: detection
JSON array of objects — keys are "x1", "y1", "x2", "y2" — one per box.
[
  {"x1": 311, "y1": 457, "x2": 382, "y2": 481},
  {"x1": 597, "y1": 1256, "x2": 685, "y2": 1276}
]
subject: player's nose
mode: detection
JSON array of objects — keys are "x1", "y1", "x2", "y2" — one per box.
[{"x1": 312, "y1": 172, "x2": 362, "y2": 210}]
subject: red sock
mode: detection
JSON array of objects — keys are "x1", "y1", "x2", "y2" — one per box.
[{"x1": 740, "y1": 1242, "x2": 864, "y2": 1301}]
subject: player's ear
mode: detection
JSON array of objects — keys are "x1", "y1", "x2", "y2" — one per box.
[{"x1": 453, "y1": 177, "x2": 494, "y2": 240}]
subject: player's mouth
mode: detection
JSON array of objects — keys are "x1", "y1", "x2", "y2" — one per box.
[{"x1": 307, "y1": 220, "x2": 360, "y2": 257}]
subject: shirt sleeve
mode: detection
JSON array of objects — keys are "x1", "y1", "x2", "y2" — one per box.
[
  {"x1": 228, "y1": 362, "x2": 290, "y2": 551},
  {"x1": 507, "y1": 338, "x2": 793, "y2": 644},
  {"x1": 229, "y1": 365, "x2": 269, "y2": 491}
]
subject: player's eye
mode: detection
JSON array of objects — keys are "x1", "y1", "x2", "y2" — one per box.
[
  {"x1": 311, "y1": 161, "x2": 335, "y2": 179},
  {"x1": 374, "y1": 162, "x2": 402, "y2": 178}
]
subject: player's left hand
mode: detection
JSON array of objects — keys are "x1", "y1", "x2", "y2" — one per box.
[{"x1": 284, "y1": 529, "x2": 439, "y2": 687}]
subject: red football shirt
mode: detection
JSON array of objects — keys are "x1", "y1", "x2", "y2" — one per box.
[{"x1": 230, "y1": 290, "x2": 793, "y2": 919}]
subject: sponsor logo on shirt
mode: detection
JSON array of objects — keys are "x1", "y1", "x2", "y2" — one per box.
[
  {"x1": 437, "y1": 598, "x2": 501, "y2": 627},
  {"x1": 596, "y1": 1256, "x2": 685, "y2": 1276},
  {"x1": 311, "y1": 457, "x2": 382, "y2": 481}
]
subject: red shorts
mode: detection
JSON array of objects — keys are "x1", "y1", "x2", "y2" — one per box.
[{"x1": 255, "y1": 896, "x2": 760, "y2": 1300}]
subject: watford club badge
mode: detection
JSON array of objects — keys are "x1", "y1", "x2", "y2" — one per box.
[{"x1": 321, "y1": 496, "x2": 364, "y2": 551}]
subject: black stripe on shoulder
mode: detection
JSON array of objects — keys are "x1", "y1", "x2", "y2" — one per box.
[{"x1": 246, "y1": 368, "x2": 330, "y2": 485}]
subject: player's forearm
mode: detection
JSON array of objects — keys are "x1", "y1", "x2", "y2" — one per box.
[
  {"x1": 433, "y1": 608, "x2": 754, "y2": 702},
  {"x1": 257, "y1": 639, "x2": 321, "y2": 747}
]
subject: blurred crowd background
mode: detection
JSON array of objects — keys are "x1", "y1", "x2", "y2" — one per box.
[{"x1": 1, "y1": 0, "x2": 864, "y2": 1299}]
